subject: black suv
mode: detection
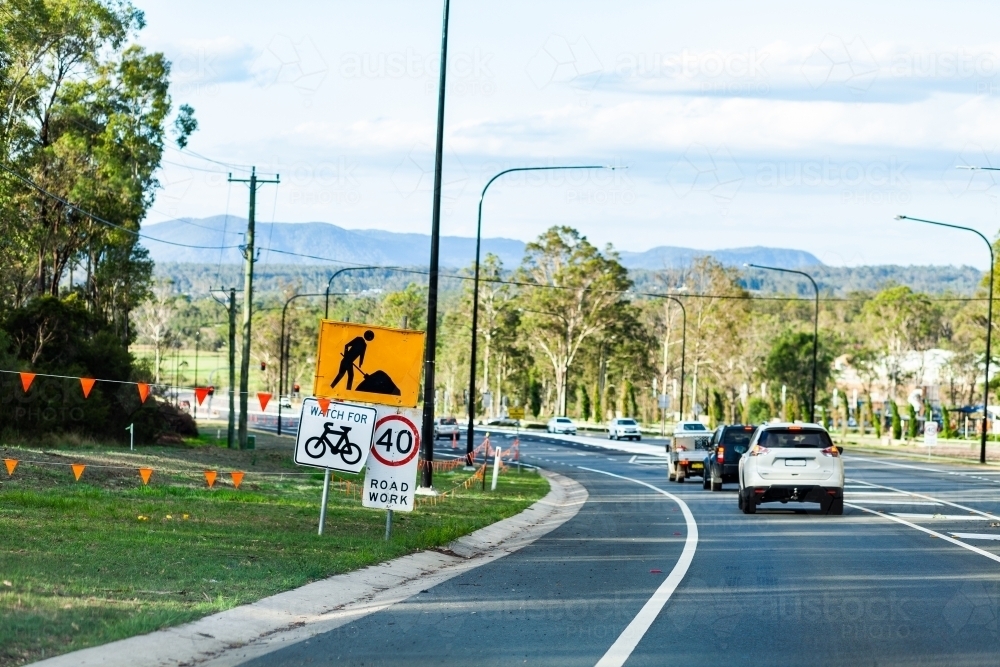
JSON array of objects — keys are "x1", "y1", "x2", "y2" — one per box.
[{"x1": 702, "y1": 424, "x2": 756, "y2": 491}]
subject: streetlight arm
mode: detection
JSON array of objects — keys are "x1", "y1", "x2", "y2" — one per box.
[
  {"x1": 745, "y1": 263, "x2": 820, "y2": 423},
  {"x1": 897, "y1": 213, "x2": 995, "y2": 464}
]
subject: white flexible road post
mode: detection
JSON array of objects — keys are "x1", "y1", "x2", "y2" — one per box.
[{"x1": 491, "y1": 447, "x2": 502, "y2": 491}]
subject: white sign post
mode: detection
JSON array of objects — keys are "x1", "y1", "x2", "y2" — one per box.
[
  {"x1": 363, "y1": 408, "x2": 421, "y2": 539},
  {"x1": 294, "y1": 397, "x2": 378, "y2": 535},
  {"x1": 924, "y1": 420, "x2": 938, "y2": 460}
]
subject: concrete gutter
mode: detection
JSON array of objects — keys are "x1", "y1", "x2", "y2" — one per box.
[{"x1": 32, "y1": 469, "x2": 586, "y2": 667}]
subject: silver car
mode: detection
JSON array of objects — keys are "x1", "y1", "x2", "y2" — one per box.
[
  {"x1": 546, "y1": 417, "x2": 577, "y2": 434},
  {"x1": 608, "y1": 418, "x2": 642, "y2": 441}
]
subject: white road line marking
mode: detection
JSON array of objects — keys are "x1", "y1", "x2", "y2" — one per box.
[
  {"x1": 848, "y1": 456, "x2": 1000, "y2": 482},
  {"x1": 577, "y1": 466, "x2": 697, "y2": 667},
  {"x1": 845, "y1": 477, "x2": 1000, "y2": 521},
  {"x1": 893, "y1": 513, "x2": 991, "y2": 521},
  {"x1": 951, "y1": 533, "x2": 1000, "y2": 541},
  {"x1": 844, "y1": 499, "x2": 941, "y2": 505},
  {"x1": 628, "y1": 455, "x2": 637, "y2": 463},
  {"x1": 846, "y1": 503, "x2": 1000, "y2": 565}
]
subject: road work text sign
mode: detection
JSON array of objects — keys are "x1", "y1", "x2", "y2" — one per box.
[
  {"x1": 313, "y1": 321, "x2": 426, "y2": 408},
  {"x1": 294, "y1": 398, "x2": 377, "y2": 474},
  {"x1": 363, "y1": 408, "x2": 421, "y2": 512}
]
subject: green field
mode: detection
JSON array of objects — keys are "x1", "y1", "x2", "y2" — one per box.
[{"x1": 0, "y1": 438, "x2": 547, "y2": 666}]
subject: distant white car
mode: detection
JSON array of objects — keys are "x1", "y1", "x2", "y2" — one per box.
[
  {"x1": 434, "y1": 417, "x2": 460, "y2": 440},
  {"x1": 546, "y1": 417, "x2": 577, "y2": 434},
  {"x1": 738, "y1": 422, "x2": 844, "y2": 515},
  {"x1": 608, "y1": 417, "x2": 642, "y2": 441}
]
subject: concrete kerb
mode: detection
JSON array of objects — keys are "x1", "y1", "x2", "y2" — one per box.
[{"x1": 31, "y1": 469, "x2": 587, "y2": 667}]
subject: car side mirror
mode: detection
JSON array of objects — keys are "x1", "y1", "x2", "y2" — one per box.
[{"x1": 836, "y1": 446, "x2": 844, "y2": 454}]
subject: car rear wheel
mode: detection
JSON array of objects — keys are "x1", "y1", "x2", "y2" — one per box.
[
  {"x1": 702, "y1": 473, "x2": 710, "y2": 490},
  {"x1": 741, "y1": 490, "x2": 756, "y2": 514},
  {"x1": 738, "y1": 491, "x2": 744, "y2": 510},
  {"x1": 710, "y1": 474, "x2": 723, "y2": 492},
  {"x1": 825, "y1": 495, "x2": 844, "y2": 516}
]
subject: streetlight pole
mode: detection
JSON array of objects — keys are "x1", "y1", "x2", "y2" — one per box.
[
  {"x1": 325, "y1": 266, "x2": 383, "y2": 319},
  {"x1": 647, "y1": 294, "x2": 686, "y2": 423},
  {"x1": 746, "y1": 263, "x2": 820, "y2": 423},
  {"x1": 466, "y1": 165, "x2": 611, "y2": 464},
  {"x1": 277, "y1": 291, "x2": 346, "y2": 435},
  {"x1": 896, "y1": 214, "x2": 994, "y2": 464}
]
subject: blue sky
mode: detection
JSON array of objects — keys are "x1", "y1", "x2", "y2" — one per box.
[{"x1": 138, "y1": 0, "x2": 1000, "y2": 268}]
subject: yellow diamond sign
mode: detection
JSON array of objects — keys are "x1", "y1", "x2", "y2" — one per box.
[{"x1": 313, "y1": 321, "x2": 425, "y2": 408}]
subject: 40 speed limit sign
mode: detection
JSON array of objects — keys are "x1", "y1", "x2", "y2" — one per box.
[{"x1": 363, "y1": 408, "x2": 421, "y2": 512}]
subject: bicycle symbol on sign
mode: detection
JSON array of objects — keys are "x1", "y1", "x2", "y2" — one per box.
[{"x1": 304, "y1": 422, "x2": 363, "y2": 465}]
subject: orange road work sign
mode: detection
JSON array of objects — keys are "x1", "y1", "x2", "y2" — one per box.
[
  {"x1": 313, "y1": 321, "x2": 426, "y2": 408},
  {"x1": 139, "y1": 468, "x2": 153, "y2": 485}
]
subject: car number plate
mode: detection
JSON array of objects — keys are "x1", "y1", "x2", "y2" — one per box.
[
  {"x1": 690, "y1": 462, "x2": 703, "y2": 469},
  {"x1": 784, "y1": 459, "x2": 806, "y2": 467}
]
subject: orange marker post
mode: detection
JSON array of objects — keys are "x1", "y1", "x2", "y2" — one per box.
[
  {"x1": 137, "y1": 383, "x2": 150, "y2": 403},
  {"x1": 204, "y1": 470, "x2": 217, "y2": 488},
  {"x1": 316, "y1": 397, "x2": 331, "y2": 415},
  {"x1": 138, "y1": 468, "x2": 153, "y2": 485},
  {"x1": 257, "y1": 392, "x2": 272, "y2": 411},
  {"x1": 4, "y1": 459, "x2": 17, "y2": 476},
  {"x1": 194, "y1": 387, "x2": 210, "y2": 405},
  {"x1": 230, "y1": 471, "x2": 244, "y2": 489},
  {"x1": 71, "y1": 464, "x2": 86, "y2": 481}
]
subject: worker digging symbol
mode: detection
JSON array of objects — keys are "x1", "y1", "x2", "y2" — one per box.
[{"x1": 330, "y1": 329, "x2": 402, "y2": 396}]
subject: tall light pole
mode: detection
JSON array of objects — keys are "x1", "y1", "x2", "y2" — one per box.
[
  {"x1": 324, "y1": 266, "x2": 383, "y2": 319},
  {"x1": 746, "y1": 263, "x2": 820, "y2": 423},
  {"x1": 277, "y1": 292, "x2": 338, "y2": 435},
  {"x1": 419, "y1": 0, "x2": 450, "y2": 491},
  {"x1": 465, "y1": 165, "x2": 611, "y2": 463},
  {"x1": 896, "y1": 214, "x2": 994, "y2": 464}
]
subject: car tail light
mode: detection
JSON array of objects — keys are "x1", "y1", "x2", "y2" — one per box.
[
  {"x1": 676, "y1": 444, "x2": 686, "y2": 451},
  {"x1": 717, "y1": 446, "x2": 724, "y2": 463},
  {"x1": 748, "y1": 444, "x2": 769, "y2": 456},
  {"x1": 680, "y1": 460, "x2": 689, "y2": 466},
  {"x1": 821, "y1": 445, "x2": 840, "y2": 457}
]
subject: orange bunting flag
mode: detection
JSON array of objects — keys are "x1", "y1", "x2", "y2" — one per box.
[
  {"x1": 194, "y1": 387, "x2": 209, "y2": 405},
  {"x1": 316, "y1": 397, "x2": 331, "y2": 415},
  {"x1": 137, "y1": 383, "x2": 150, "y2": 403},
  {"x1": 71, "y1": 464, "x2": 86, "y2": 481},
  {"x1": 19, "y1": 372, "x2": 35, "y2": 393},
  {"x1": 230, "y1": 471, "x2": 244, "y2": 489},
  {"x1": 4, "y1": 459, "x2": 17, "y2": 476},
  {"x1": 257, "y1": 392, "x2": 272, "y2": 411},
  {"x1": 138, "y1": 468, "x2": 153, "y2": 485},
  {"x1": 80, "y1": 378, "x2": 96, "y2": 398},
  {"x1": 204, "y1": 470, "x2": 217, "y2": 488}
]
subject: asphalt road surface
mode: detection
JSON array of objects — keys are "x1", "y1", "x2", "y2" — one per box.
[{"x1": 240, "y1": 433, "x2": 1000, "y2": 666}]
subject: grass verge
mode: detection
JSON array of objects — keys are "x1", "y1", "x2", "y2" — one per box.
[{"x1": 0, "y1": 440, "x2": 547, "y2": 666}]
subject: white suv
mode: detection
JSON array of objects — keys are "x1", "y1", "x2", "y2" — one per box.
[
  {"x1": 738, "y1": 423, "x2": 844, "y2": 515},
  {"x1": 608, "y1": 418, "x2": 642, "y2": 441}
]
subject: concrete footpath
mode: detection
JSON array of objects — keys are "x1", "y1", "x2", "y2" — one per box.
[{"x1": 32, "y1": 469, "x2": 587, "y2": 667}]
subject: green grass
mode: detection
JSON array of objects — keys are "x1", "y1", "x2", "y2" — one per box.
[{"x1": 0, "y1": 442, "x2": 547, "y2": 666}]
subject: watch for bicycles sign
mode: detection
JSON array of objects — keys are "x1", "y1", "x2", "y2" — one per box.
[
  {"x1": 293, "y1": 397, "x2": 377, "y2": 473},
  {"x1": 363, "y1": 409, "x2": 421, "y2": 512}
]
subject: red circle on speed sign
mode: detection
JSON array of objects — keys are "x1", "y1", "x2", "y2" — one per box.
[{"x1": 369, "y1": 414, "x2": 421, "y2": 467}]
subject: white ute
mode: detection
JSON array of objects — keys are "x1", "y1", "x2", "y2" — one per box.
[
  {"x1": 738, "y1": 422, "x2": 844, "y2": 515},
  {"x1": 666, "y1": 421, "x2": 711, "y2": 482}
]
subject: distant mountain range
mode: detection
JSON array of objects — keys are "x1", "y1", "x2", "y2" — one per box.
[{"x1": 142, "y1": 216, "x2": 823, "y2": 270}]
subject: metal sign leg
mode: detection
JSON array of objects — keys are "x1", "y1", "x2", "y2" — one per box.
[
  {"x1": 318, "y1": 470, "x2": 332, "y2": 535},
  {"x1": 385, "y1": 509, "x2": 393, "y2": 541}
]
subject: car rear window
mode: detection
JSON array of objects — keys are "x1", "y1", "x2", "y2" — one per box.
[
  {"x1": 722, "y1": 429, "x2": 754, "y2": 446},
  {"x1": 619, "y1": 419, "x2": 637, "y2": 425},
  {"x1": 682, "y1": 423, "x2": 707, "y2": 431},
  {"x1": 440, "y1": 418, "x2": 457, "y2": 425},
  {"x1": 758, "y1": 428, "x2": 832, "y2": 448},
  {"x1": 557, "y1": 418, "x2": 572, "y2": 423}
]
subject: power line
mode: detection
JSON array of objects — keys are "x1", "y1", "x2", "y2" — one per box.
[{"x1": 0, "y1": 162, "x2": 242, "y2": 251}]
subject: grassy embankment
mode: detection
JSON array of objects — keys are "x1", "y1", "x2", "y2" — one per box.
[{"x1": 0, "y1": 431, "x2": 547, "y2": 666}]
